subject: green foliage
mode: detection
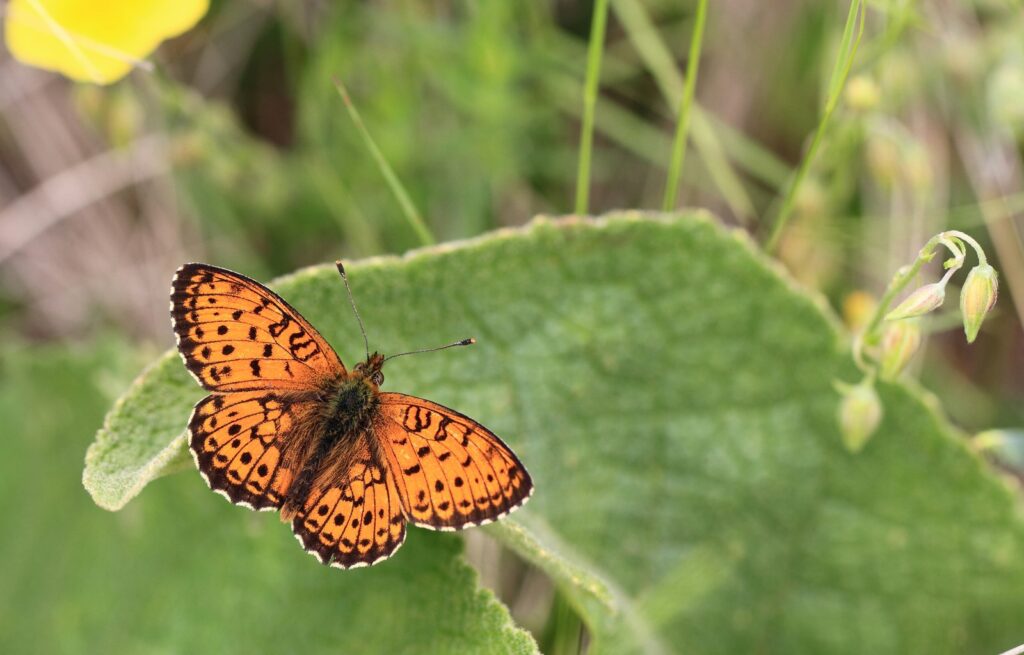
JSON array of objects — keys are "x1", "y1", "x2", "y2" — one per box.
[
  {"x1": 7, "y1": 2, "x2": 1024, "y2": 653},
  {"x1": 86, "y1": 213, "x2": 1024, "y2": 654},
  {"x1": 154, "y1": 1, "x2": 567, "y2": 274}
]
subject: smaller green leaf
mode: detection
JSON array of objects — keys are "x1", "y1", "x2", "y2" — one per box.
[{"x1": 84, "y1": 352, "x2": 199, "y2": 510}]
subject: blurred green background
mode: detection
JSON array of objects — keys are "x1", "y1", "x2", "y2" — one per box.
[{"x1": 3, "y1": 0, "x2": 1024, "y2": 652}]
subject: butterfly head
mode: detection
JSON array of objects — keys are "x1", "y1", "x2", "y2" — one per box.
[
  {"x1": 354, "y1": 352, "x2": 386, "y2": 387},
  {"x1": 335, "y1": 262, "x2": 474, "y2": 388}
]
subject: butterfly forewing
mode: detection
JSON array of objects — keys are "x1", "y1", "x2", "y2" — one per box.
[
  {"x1": 375, "y1": 393, "x2": 533, "y2": 531},
  {"x1": 172, "y1": 263, "x2": 344, "y2": 392}
]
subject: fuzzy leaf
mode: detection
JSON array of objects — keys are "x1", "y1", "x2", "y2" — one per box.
[{"x1": 85, "y1": 212, "x2": 1024, "y2": 653}]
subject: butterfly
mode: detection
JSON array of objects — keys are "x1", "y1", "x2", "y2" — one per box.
[{"x1": 170, "y1": 262, "x2": 533, "y2": 569}]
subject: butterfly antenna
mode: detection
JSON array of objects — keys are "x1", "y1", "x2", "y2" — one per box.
[
  {"x1": 383, "y1": 338, "x2": 475, "y2": 363},
  {"x1": 336, "y1": 261, "x2": 370, "y2": 360}
]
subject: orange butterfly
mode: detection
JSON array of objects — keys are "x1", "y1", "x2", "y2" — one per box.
[{"x1": 171, "y1": 262, "x2": 532, "y2": 569}]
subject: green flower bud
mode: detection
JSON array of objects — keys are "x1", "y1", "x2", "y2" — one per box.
[
  {"x1": 845, "y1": 74, "x2": 881, "y2": 112},
  {"x1": 838, "y1": 382, "x2": 882, "y2": 453},
  {"x1": 885, "y1": 283, "x2": 946, "y2": 321},
  {"x1": 879, "y1": 318, "x2": 922, "y2": 380},
  {"x1": 960, "y1": 263, "x2": 998, "y2": 343},
  {"x1": 842, "y1": 290, "x2": 876, "y2": 332}
]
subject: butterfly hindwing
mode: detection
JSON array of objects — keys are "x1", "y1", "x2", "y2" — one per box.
[
  {"x1": 375, "y1": 393, "x2": 533, "y2": 530},
  {"x1": 171, "y1": 263, "x2": 345, "y2": 392},
  {"x1": 292, "y1": 442, "x2": 407, "y2": 568},
  {"x1": 189, "y1": 391, "x2": 318, "y2": 511}
]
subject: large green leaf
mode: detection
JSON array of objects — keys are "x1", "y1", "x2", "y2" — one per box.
[
  {"x1": 85, "y1": 212, "x2": 1024, "y2": 654},
  {"x1": 2, "y1": 344, "x2": 536, "y2": 654}
]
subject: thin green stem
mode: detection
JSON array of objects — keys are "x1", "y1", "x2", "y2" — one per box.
[
  {"x1": 611, "y1": 0, "x2": 758, "y2": 221},
  {"x1": 662, "y1": 0, "x2": 708, "y2": 211},
  {"x1": 332, "y1": 78, "x2": 435, "y2": 247},
  {"x1": 574, "y1": 0, "x2": 610, "y2": 215},
  {"x1": 766, "y1": 0, "x2": 865, "y2": 253},
  {"x1": 944, "y1": 229, "x2": 988, "y2": 265},
  {"x1": 860, "y1": 233, "x2": 954, "y2": 345}
]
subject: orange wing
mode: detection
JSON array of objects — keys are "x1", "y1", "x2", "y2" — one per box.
[
  {"x1": 188, "y1": 390, "x2": 320, "y2": 511},
  {"x1": 375, "y1": 393, "x2": 533, "y2": 530},
  {"x1": 171, "y1": 263, "x2": 344, "y2": 392},
  {"x1": 291, "y1": 442, "x2": 407, "y2": 569}
]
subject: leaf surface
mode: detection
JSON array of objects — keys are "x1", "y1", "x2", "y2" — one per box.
[{"x1": 85, "y1": 212, "x2": 1024, "y2": 653}]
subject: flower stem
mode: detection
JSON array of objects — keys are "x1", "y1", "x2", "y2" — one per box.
[
  {"x1": 943, "y1": 229, "x2": 988, "y2": 265},
  {"x1": 861, "y1": 234, "x2": 943, "y2": 344}
]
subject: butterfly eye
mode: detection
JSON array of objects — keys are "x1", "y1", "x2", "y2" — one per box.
[{"x1": 372, "y1": 371, "x2": 384, "y2": 386}]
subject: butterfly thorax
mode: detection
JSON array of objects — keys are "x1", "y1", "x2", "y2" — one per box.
[
  {"x1": 321, "y1": 352, "x2": 385, "y2": 438},
  {"x1": 322, "y1": 374, "x2": 380, "y2": 439}
]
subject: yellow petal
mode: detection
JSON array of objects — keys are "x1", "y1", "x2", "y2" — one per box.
[{"x1": 4, "y1": 0, "x2": 209, "y2": 84}]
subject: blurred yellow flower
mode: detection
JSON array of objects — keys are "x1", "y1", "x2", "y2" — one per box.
[
  {"x1": 841, "y1": 290, "x2": 876, "y2": 332},
  {"x1": 4, "y1": 0, "x2": 209, "y2": 84}
]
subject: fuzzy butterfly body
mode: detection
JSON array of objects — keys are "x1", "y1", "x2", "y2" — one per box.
[{"x1": 171, "y1": 263, "x2": 532, "y2": 569}]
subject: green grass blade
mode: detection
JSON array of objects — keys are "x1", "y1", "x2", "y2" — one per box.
[
  {"x1": 332, "y1": 78, "x2": 435, "y2": 246},
  {"x1": 662, "y1": 0, "x2": 708, "y2": 211},
  {"x1": 765, "y1": 0, "x2": 866, "y2": 253},
  {"x1": 611, "y1": 0, "x2": 756, "y2": 221},
  {"x1": 539, "y1": 17, "x2": 789, "y2": 203},
  {"x1": 574, "y1": 0, "x2": 611, "y2": 215}
]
